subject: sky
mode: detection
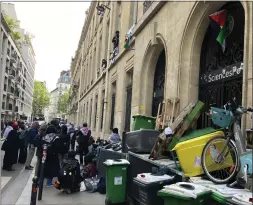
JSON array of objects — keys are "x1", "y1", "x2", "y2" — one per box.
[{"x1": 9, "y1": 2, "x2": 90, "y2": 91}]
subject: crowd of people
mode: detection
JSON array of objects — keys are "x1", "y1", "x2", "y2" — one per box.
[{"x1": 1, "y1": 119, "x2": 121, "y2": 188}]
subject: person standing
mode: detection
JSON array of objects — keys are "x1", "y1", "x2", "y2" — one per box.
[
  {"x1": 2, "y1": 122, "x2": 20, "y2": 171},
  {"x1": 18, "y1": 124, "x2": 28, "y2": 164},
  {"x1": 25, "y1": 121, "x2": 39, "y2": 170},
  {"x1": 39, "y1": 125, "x2": 61, "y2": 187},
  {"x1": 3, "y1": 121, "x2": 13, "y2": 139},
  {"x1": 33, "y1": 124, "x2": 47, "y2": 179},
  {"x1": 58, "y1": 125, "x2": 70, "y2": 164},
  {"x1": 77, "y1": 123, "x2": 91, "y2": 165},
  {"x1": 68, "y1": 126, "x2": 76, "y2": 151}
]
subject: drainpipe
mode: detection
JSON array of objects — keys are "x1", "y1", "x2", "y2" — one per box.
[
  {"x1": 76, "y1": 42, "x2": 84, "y2": 126},
  {"x1": 0, "y1": 2, "x2": 4, "y2": 131},
  {"x1": 101, "y1": 5, "x2": 113, "y2": 139}
]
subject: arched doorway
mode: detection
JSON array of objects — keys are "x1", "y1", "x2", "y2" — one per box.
[
  {"x1": 152, "y1": 49, "x2": 166, "y2": 117},
  {"x1": 198, "y1": 2, "x2": 244, "y2": 128}
]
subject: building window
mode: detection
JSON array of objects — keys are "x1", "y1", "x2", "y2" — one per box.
[
  {"x1": 94, "y1": 95, "x2": 98, "y2": 130},
  {"x1": 110, "y1": 93, "x2": 116, "y2": 129},
  {"x1": 89, "y1": 99, "x2": 93, "y2": 127},
  {"x1": 100, "y1": 90, "x2": 105, "y2": 130}
]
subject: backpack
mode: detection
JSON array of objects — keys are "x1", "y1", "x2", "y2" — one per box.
[
  {"x1": 97, "y1": 177, "x2": 106, "y2": 194},
  {"x1": 57, "y1": 158, "x2": 81, "y2": 193}
]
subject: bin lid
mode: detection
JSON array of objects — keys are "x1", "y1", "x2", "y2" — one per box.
[
  {"x1": 103, "y1": 159, "x2": 130, "y2": 166},
  {"x1": 232, "y1": 192, "x2": 253, "y2": 205},
  {"x1": 206, "y1": 184, "x2": 250, "y2": 198},
  {"x1": 135, "y1": 173, "x2": 174, "y2": 184},
  {"x1": 132, "y1": 115, "x2": 156, "y2": 120},
  {"x1": 189, "y1": 177, "x2": 215, "y2": 186},
  {"x1": 162, "y1": 182, "x2": 211, "y2": 199}
]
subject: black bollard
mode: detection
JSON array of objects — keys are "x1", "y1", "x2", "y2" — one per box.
[
  {"x1": 30, "y1": 177, "x2": 38, "y2": 205},
  {"x1": 121, "y1": 131, "x2": 127, "y2": 153}
]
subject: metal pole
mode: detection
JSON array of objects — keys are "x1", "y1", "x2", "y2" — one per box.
[
  {"x1": 76, "y1": 42, "x2": 84, "y2": 126},
  {"x1": 0, "y1": 3, "x2": 3, "y2": 200},
  {"x1": 30, "y1": 176, "x2": 38, "y2": 205},
  {"x1": 0, "y1": 2, "x2": 4, "y2": 132},
  {"x1": 101, "y1": 4, "x2": 113, "y2": 139}
]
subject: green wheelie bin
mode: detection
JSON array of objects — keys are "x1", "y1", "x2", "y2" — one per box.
[{"x1": 104, "y1": 159, "x2": 130, "y2": 205}]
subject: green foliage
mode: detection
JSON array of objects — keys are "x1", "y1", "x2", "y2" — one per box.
[
  {"x1": 58, "y1": 89, "x2": 70, "y2": 114},
  {"x1": 32, "y1": 81, "x2": 50, "y2": 116},
  {"x1": 4, "y1": 14, "x2": 21, "y2": 40}
]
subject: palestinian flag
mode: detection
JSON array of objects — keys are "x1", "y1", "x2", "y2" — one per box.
[{"x1": 209, "y1": 9, "x2": 229, "y2": 52}]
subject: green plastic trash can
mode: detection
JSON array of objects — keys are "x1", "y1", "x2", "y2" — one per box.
[
  {"x1": 104, "y1": 159, "x2": 130, "y2": 205},
  {"x1": 132, "y1": 115, "x2": 156, "y2": 131},
  {"x1": 207, "y1": 184, "x2": 251, "y2": 205},
  {"x1": 158, "y1": 182, "x2": 211, "y2": 205}
]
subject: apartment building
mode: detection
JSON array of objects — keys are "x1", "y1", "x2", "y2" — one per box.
[
  {"x1": 68, "y1": 1, "x2": 252, "y2": 138},
  {"x1": 44, "y1": 70, "x2": 71, "y2": 122},
  {"x1": 0, "y1": 5, "x2": 35, "y2": 122}
]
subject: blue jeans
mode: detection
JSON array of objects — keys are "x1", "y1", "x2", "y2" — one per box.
[{"x1": 47, "y1": 178, "x2": 53, "y2": 186}]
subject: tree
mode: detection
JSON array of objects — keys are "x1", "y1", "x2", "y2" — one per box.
[
  {"x1": 32, "y1": 81, "x2": 50, "y2": 116},
  {"x1": 57, "y1": 89, "x2": 70, "y2": 114},
  {"x1": 4, "y1": 14, "x2": 21, "y2": 41}
]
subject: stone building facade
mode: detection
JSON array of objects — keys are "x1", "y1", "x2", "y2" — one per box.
[
  {"x1": 68, "y1": 1, "x2": 252, "y2": 139},
  {"x1": 1, "y1": 4, "x2": 36, "y2": 122}
]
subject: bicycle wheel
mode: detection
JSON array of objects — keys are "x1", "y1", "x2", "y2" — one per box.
[{"x1": 201, "y1": 136, "x2": 239, "y2": 184}]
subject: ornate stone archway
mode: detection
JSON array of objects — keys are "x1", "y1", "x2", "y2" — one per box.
[
  {"x1": 179, "y1": 1, "x2": 251, "y2": 129},
  {"x1": 139, "y1": 37, "x2": 167, "y2": 116}
]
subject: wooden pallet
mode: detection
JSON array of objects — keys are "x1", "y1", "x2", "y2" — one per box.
[
  {"x1": 155, "y1": 98, "x2": 180, "y2": 130},
  {"x1": 149, "y1": 102, "x2": 196, "y2": 159},
  {"x1": 168, "y1": 101, "x2": 205, "y2": 150}
]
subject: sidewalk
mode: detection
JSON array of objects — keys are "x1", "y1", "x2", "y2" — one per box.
[{"x1": 15, "y1": 169, "x2": 106, "y2": 205}]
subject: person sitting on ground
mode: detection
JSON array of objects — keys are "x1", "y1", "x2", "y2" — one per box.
[{"x1": 109, "y1": 128, "x2": 121, "y2": 144}]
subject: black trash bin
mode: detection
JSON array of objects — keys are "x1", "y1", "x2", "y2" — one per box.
[{"x1": 133, "y1": 173, "x2": 175, "y2": 205}]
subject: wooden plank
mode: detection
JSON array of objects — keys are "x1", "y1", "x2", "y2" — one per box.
[
  {"x1": 170, "y1": 102, "x2": 195, "y2": 132},
  {"x1": 155, "y1": 103, "x2": 162, "y2": 129},
  {"x1": 174, "y1": 101, "x2": 205, "y2": 139}
]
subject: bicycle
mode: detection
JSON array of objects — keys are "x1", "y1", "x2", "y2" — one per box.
[{"x1": 201, "y1": 98, "x2": 253, "y2": 184}]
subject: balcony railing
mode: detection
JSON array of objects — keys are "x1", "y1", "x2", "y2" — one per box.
[
  {"x1": 9, "y1": 70, "x2": 16, "y2": 79},
  {"x1": 11, "y1": 87, "x2": 15, "y2": 94},
  {"x1": 143, "y1": 1, "x2": 153, "y2": 14},
  {"x1": 10, "y1": 52, "x2": 17, "y2": 64},
  {"x1": 8, "y1": 104, "x2": 13, "y2": 111},
  {"x1": 7, "y1": 48, "x2": 10, "y2": 56}
]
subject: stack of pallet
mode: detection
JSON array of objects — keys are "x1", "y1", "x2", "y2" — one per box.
[{"x1": 149, "y1": 101, "x2": 205, "y2": 160}]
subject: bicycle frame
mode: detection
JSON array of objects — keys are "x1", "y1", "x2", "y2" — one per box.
[{"x1": 215, "y1": 106, "x2": 247, "y2": 163}]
